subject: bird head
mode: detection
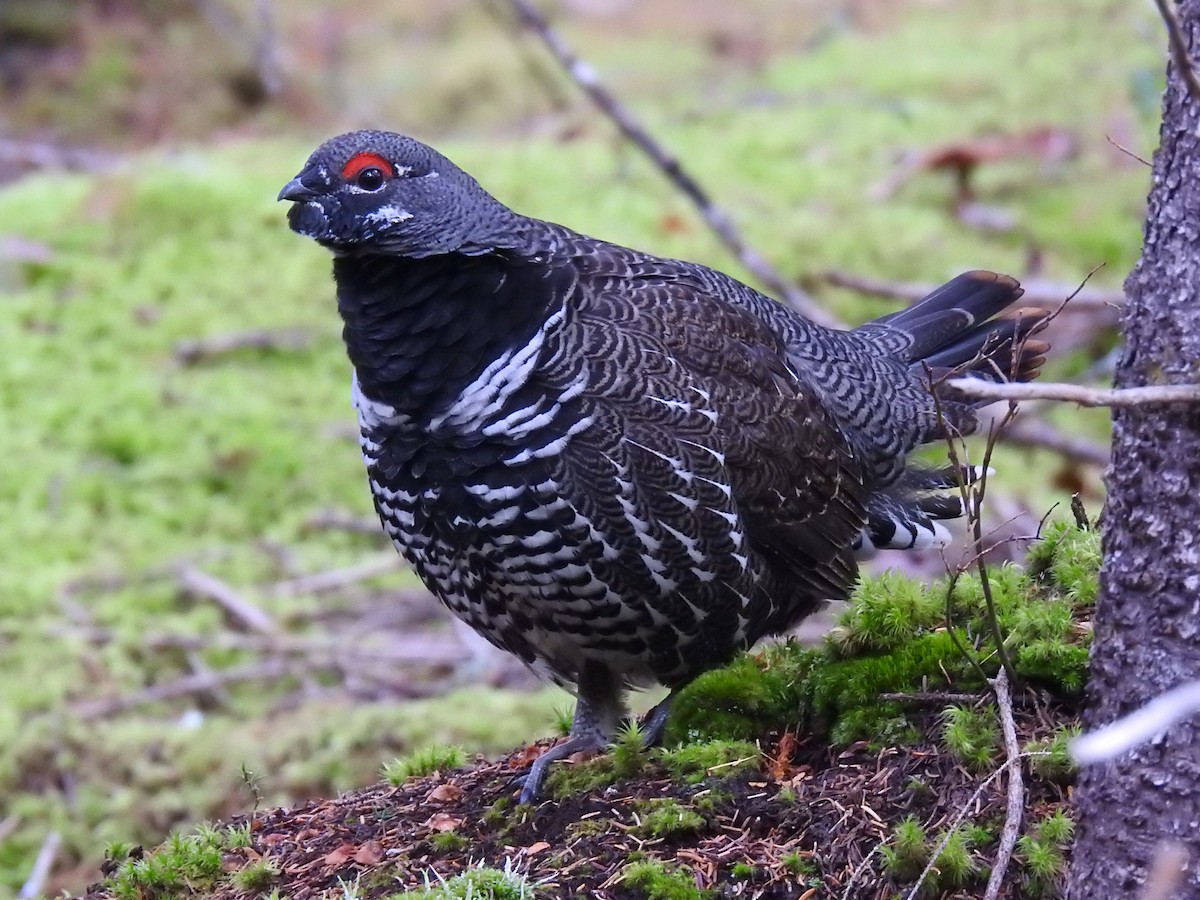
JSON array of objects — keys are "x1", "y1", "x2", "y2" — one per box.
[{"x1": 278, "y1": 130, "x2": 513, "y2": 257}]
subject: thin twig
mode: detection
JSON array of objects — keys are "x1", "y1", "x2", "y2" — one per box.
[
  {"x1": 0, "y1": 815, "x2": 21, "y2": 844},
  {"x1": 1105, "y1": 133, "x2": 1152, "y2": 167},
  {"x1": 905, "y1": 751, "x2": 1050, "y2": 900},
  {"x1": 1000, "y1": 419, "x2": 1110, "y2": 467},
  {"x1": 177, "y1": 565, "x2": 277, "y2": 635},
  {"x1": 879, "y1": 691, "x2": 987, "y2": 705},
  {"x1": 18, "y1": 831, "x2": 61, "y2": 899},
  {"x1": 496, "y1": 0, "x2": 838, "y2": 327},
  {"x1": 264, "y1": 555, "x2": 404, "y2": 597},
  {"x1": 174, "y1": 328, "x2": 312, "y2": 365},
  {"x1": 984, "y1": 669, "x2": 1024, "y2": 900},
  {"x1": 1153, "y1": 0, "x2": 1200, "y2": 104},
  {"x1": 947, "y1": 378, "x2": 1200, "y2": 407}
]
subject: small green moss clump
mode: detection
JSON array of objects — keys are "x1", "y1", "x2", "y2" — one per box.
[
  {"x1": 633, "y1": 799, "x2": 706, "y2": 839},
  {"x1": 108, "y1": 826, "x2": 226, "y2": 900},
  {"x1": 430, "y1": 832, "x2": 469, "y2": 853},
  {"x1": 396, "y1": 864, "x2": 537, "y2": 899},
  {"x1": 780, "y1": 850, "x2": 817, "y2": 877},
  {"x1": 381, "y1": 745, "x2": 466, "y2": 784},
  {"x1": 881, "y1": 816, "x2": 928, "y2": 881},
  {"x1": 232, "y1": 858, "x2": 278, "y2": 893},
  {"x1": 1025, "y1": 725, "x2": 1081, "y2": 781},
  {"x1": 1017, "y1": 810, "x2": 1076, "y2": 897},
  {"x1": 882, "y1": 819, "x2": 981, "y2": 895},
  {"x1": 941, "y1": 705, "x2": 1000, "y2": 772},
  {"x1": 658, "y1": 739, "x2": 760, "y2": 784},
  {"x1": 621, "y1": 860, "x2": 711, "y2": 900}
]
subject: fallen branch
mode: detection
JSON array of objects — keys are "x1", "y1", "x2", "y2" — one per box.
[
  {"x1": 178, "y1": 565, "x2": 277, "y2": 635},
  {"x1": 304, "y1": 510, "x2": 389, "y2": 537},
  {"x1": 497, "y1": 0, "x2": 838, "y2": 327},
  {"x1": 18, "y1": 831, "x2": 61, "y2": 900},
  {"x1": 1153, "y1": 0, "x2": 1200, "y2": 104},
  {"x1": 264, "y1": 555, "x2": 404, "y2": 597},
  {"x1": 174, "y1": 328, "x2": 312, "y2": 365},
  {"x1": 946, "y1": 378, "x2": 1200, "y2": 408},
  {"x1": 999, "y1": 418, "x2": 1110, "y2": 467},
  {"x1": 878, "y1": 691, "x2": 986, "y2": 705},
  {"x1": 984, "y1": 669, "x2": 1024, "y2": 900}
]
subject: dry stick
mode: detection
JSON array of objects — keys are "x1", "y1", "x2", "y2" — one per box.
[
  {"x1": 879, "y1": 691, "x2": 987, "y2": 705},
  {"x1": 983, "y1": 669, "x2": 1024, "y2": 900},
  {"x1": 1153, "y1": 0, "x2": 1200, "y2": 104},
  {"x1": 1000, "y1": 418, "x2": 1110, "y2": 467},
  {"x1": 904, "y1": 751, "x2": 1050, "y2": 900},
  {"x1": 264, "y1": 554, "x2": 403, "y2": 597},
  {"x1": 18, "y1": 831, "x2": 61, "y2": 900},
  {"x1": 177, "y1": 565, "x2": 277, "y2": 635},
  {"x1": 0, "y1": 815, "x2": 21, "y2": 844},
  {"x1": 497, "y1": 0, "x2": 840, "y2": 329},
  {"x1": 173, "y1": 328, "x2": 312, "y2": 365},
  {"x1": 927, "y1": 372, "x2": 1018, "y2": 685},
  {"x1": 947, "y1": 378, "x2": 1200, "y2": 408}
]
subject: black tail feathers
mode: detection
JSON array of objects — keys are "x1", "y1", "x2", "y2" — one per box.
[{"x1": 873, "y1": 270, "x2": 1051, "y2": 385}]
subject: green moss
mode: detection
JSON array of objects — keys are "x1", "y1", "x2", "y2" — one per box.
[
  {"x1": 431, "y1": 832, "x2": 470, "y2": 853},
  {"x1": 1017, "y1": 813, "x2": 1075, "y2": 899},
  {"x1": 633, "y1": 799, "x2": 706, "y2": 839},
  {"x1": 881, "y1": 816, "x2": 928, "y2": 881},
  {"x1": 658, "y1": 740, "x2": 760, "y2": 784},
  {"x1": 941, "y1": 705, "x2": 1000, "y2": 771},
  {"x1": 780, "y1": 851, "x2": 816, "y2": 877},
  {"x1": 232, "y1": 858, "x2": 279, "y2": 893},
  {"x1": 621, "y1": 860, "x2": 711, "y2": 900},
  {"x1": 396, "y1": 864, "x2": 537, "y2": 899},
  {"x1": 107, "y1": 825, "x2": 226, "y2": 900},
  {"x1": 381, "y1": 745, "x2": 466, "y2": 784},
  {"x1": 883, "y1": 820, "x2": 981, "y2": 895}
]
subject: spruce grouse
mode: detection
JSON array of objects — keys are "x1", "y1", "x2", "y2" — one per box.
[{"x1": 279, "y1": 130, "x2": 1050, "y2": 802}]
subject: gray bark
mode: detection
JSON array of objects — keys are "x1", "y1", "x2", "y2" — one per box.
[{"x1": 1067, "y1": 4, "x2": 1200, "y2": 896}]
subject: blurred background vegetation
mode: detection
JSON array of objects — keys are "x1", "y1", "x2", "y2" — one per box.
[{"x1": 0, "y1": 0, "x2": 1164, "y2": 893}]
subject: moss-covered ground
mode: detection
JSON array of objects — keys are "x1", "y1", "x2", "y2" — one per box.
[
  {"x1": 0, "y1": 0, "x2": 1157, "y2": 894},
  {"x1": 83, "y1": 523, "x2": 1097, "y2": 898}
]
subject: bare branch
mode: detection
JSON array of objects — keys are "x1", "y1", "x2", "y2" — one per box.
[
  {"x1": 1072, "y1": 680, "x2": 1200, "y2": 764},
  {"x1": 497, "y1": 0, "x2": 838, "y2": 327},
  {"x1": 18, "y1": 831, "x2": 61, "y2": 900},
  {"x1": 984, "y1": 669, "x2": 1024, "y2": 900},
  {"x1": 1000, "y1": 419, "x2": 1110, "y2": 467},
  {"x1": 264, "y1": 555, "x2": 404, "y2": 597},
  {"x1": 178, "y1": 565, "x2": 277, "y2": 635},
  {"x1": 947, "y1": 378, "x2": 1200, "y2": 408},
  {"x1": 174, "y1": 328, "x2": 312, "y2": 365},
  {"x1": 1153, "y1": 0, "x2": 1200, "y2": 104}
]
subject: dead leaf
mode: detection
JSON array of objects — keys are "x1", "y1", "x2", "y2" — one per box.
[
  {"x1": 425, "y1": 783, "x2": 463, "y2": 803},
  {"x1": 323, "y1": 843, "x2": 357, "y2": 867},
  {"x1": 525, "y1": 841, "x2": 551, "y2": 856},
  {"x1": 353, "y1": 841, "x2": 383, "y2": 865},
  {"x1": 425, "y1": 812, "x2": 462, "y2": 833}
]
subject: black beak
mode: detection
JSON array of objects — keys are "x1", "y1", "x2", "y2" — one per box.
[{"x1": 277, "y1": 177, "x2": 319, "y2": 202}]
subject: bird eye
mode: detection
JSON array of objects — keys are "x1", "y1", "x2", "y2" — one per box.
[{"x1": 356, "y1": 167, "x2": 386, "y2": 191}]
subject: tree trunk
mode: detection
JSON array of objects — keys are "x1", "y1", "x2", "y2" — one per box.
[{"x1": 1067, "y1": 6, "x2": 1200, "y2": 896}]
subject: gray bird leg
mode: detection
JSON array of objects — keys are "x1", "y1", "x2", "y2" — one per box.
[
  {"x1": 519, "y1": 668, "x2": 625, "y2": 804},
  {"x1": 638, "y1": 683, "x2": 690, "y2": 748}
]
